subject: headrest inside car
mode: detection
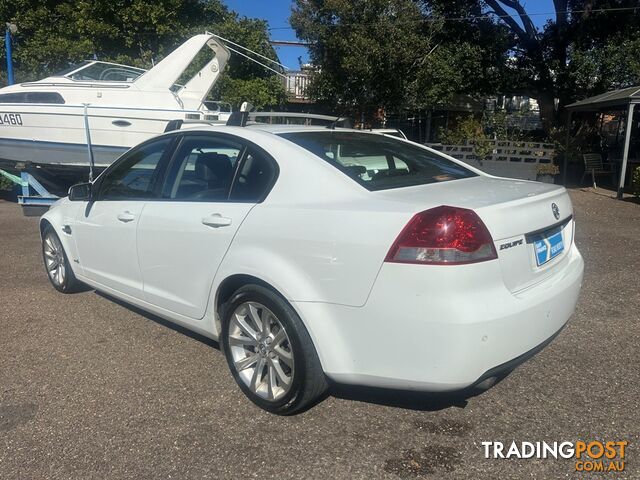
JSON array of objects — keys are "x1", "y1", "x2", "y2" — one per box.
[{"x1": 195, "y1": 153, "x2": 232, "y2": 182}]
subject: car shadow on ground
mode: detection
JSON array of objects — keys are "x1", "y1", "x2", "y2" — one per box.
[
  {"x1": 71, "y1": 282, "x2": 95, "y2": 293},
  {"x1": 93, "y1": 289, "x2": 505, "y2": 413},
  {"x1": 94, "y1": 291, "x2": 219, "y2": 349}
]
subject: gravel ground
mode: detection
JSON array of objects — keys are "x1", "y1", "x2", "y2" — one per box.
[{"x1": 0, "y1": 188, "x2": 638, "y2": 479}]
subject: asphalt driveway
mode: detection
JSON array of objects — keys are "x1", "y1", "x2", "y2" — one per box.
[{"x1": 0, "y1": 188, "x2": 638, "y2": 479}]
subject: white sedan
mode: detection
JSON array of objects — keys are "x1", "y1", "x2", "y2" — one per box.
[{"x1": 40, "y1": 125, "x2": 584, "y2": 414}]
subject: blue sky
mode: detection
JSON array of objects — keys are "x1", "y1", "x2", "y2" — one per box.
[
  {"x1": 222, "y1": 0, "x2": 556, "y2": 71},
  {"x1": 222, "y1": 0, "x2": 309, "y2": 69}
]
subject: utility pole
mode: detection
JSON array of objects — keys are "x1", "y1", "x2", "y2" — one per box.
[
  {"x1": 5, "y1": 22, "x2": 17, "y2": 85},
  {"x1": 268, "y1": 40, "x2": 312, "y2": 47}
]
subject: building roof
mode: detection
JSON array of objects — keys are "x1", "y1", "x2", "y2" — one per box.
[{"x1": 566, "y1": 86, "x2": 640, "y2": 111}]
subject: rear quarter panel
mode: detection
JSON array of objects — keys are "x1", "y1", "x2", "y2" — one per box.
[
  {"x1": 212, "y1": 133, "x2": 414, "y2": 307},
  {"x1": 216, "y1": 200, "x2": 411, "y2": 306}
]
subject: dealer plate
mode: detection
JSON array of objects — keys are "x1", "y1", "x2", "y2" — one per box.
[{"x1": 533, "y1": 229, "x2": 564, "y2": 266}]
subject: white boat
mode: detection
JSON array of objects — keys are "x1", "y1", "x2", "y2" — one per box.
[{"x1": 0, "y1": 33, "x2": 231, "y2": 169}]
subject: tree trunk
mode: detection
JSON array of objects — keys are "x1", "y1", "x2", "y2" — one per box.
[{"x1": 537, "y1": 92, "x2": 557, "y2": 133}]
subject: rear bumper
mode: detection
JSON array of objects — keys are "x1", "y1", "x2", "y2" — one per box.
[
  {"x1": 294, "y1": 244, "x2": 584, "y2": 392},
  {"x1": 467, "y1": 323, "x2": 565, "y2": 392}
]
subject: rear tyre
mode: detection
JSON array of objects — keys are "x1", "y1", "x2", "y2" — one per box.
[
  {"x1": 221, "y1": 284, "x2": 327, "y2": 415},
  {"x1": 42, "y1": 226, "x2": 82, "y2": 293}
]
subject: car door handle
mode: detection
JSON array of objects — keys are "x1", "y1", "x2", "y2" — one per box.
[
  {"x1": 117, "y1": 211, "x2": 136, "y2": 223},
  {"x1": 202, "y1": 214, "x2": 232, "y2": 228}
]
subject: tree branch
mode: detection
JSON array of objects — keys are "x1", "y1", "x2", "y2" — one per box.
[
  {"x1": 553, "y1": 0, "x2": 568, "y2": 27},
  {"x1": 497, "y1": 0, "x2": 537, "y2": 39},
  {"x1": 486, "y1": 0, "x2": 540, "y2": 53},
  {"x1": 485, "y1": 0, "x2": 525, "y2": 38}
]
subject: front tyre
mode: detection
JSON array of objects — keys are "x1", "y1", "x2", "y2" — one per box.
[
  {"x1": 221, "y1": 284, "x2": 327, "y2": 415},
  {"x1": 42, "y1": 226, "x2": 82, "y2": 293}
]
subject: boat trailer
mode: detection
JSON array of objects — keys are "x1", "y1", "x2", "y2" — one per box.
[{"x1": 0, "y1": 168, "x2": 59, "y2": 216}]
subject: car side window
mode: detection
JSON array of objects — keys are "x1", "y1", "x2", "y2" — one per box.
[
  {"x1": 163, "y1": 136, "x2": 242, "y2": 201},
  {"x1": 229, "y1": 149, "x2": 277, "y2": 202},
  {"x1": 99, "y1": 138, "x2": 172, "y2": 200}
]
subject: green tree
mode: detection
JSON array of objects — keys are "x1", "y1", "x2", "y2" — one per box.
[
  {"x1": 292, "y1": 0, "x2": 640, "y2": 133},
  {"x1": 212, "y1": 16, "x2": 287, "y2": 109},
  {"x1": 0, "y1": 0, "x2": 284, "y2": 108},
  {"x1": 290, "y1": 0, "x2": 512, "y2": 119},
  {"x1": 290, "y1": 0, "x2": 433, "y2": 115},
  {"x1": 450, "y1": 0, "x2": 640, "y2": 130}
]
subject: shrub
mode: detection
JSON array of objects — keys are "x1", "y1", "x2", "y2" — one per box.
[
  {"x1": 0, "y1": 174, "x2": 14, "y2": 191},
  {"x1": 536, "y1": 163, "x2": 560, "y2": 176},
  {"x1": 438, "y1": 115, "x2": 493, "y2": 160}
]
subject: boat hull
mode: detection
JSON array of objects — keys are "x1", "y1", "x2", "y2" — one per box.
[
  {"x1": 0, "y1": 137, "x2": 127, "y2": 168},
  {"x1": 0, "y1": 104, "x2": 222, "y2": 167}
]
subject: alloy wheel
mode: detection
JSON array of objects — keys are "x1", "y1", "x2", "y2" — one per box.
[
  {"x1": 43, "y1": 233, "x2": 66, "y2": 287},
  {"x1": 228, "y1": 301, "x2": 295, "y2": 401}
]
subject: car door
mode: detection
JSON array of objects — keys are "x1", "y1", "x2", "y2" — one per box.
[
  {"x1": 136, "y1": 133, "x2": 278, "y2": 319},
  {"x1": 73, "y1": 136, "x2": 174, "y2": 299}
]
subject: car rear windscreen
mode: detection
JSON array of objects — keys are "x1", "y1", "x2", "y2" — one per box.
[{"x1": 278, "y1": 131, "x2": 477, "y2": 191}]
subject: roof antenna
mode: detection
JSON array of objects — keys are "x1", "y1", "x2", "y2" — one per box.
[{"x1": 326, "y1": 110, "x2": 350, "y2": 129}]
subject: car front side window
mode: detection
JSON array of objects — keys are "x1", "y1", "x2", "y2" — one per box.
[{"x1": 98, "y1": 138, "x2": 172, "y2": 200}]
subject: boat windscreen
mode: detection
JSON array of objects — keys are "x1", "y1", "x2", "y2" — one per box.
[
  {"x1": 64, "y1": 62, "x2": 146, "y2": 82},
  {"x1": 54, "y1": 61, "x2": 93, "y2": 77}
]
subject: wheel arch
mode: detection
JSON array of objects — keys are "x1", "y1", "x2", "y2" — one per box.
[
  {"x1": 39, "y1": 210, "x2": 83, "y2": 279},
  {"x1": 39, "y1": 218, "x2": 53, "y2": 239},
  {"x1": 214, "y1": 273, "x2": 290, "y2": 335},
  {"x1": 213, "y1": 271, "x2": 332, "y2": 386}
]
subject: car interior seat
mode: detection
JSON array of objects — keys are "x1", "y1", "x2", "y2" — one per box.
[{"x1": 190, "y1": 152, "x2": 233, "y2": 199}]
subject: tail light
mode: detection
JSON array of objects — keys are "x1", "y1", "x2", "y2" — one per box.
[{"x1": 385, "y1": 206, "x2": 497, "y2": 265}]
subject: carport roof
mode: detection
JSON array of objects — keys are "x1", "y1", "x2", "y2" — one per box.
[{"x1": 566, "y1": 85, "x2": 640, "y2": 111}]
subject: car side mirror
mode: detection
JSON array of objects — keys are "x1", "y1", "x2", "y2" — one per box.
[{"x1": 68, "y1": 182, "x2": 92, "y2": 201}]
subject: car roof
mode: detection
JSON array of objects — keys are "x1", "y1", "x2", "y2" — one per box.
[
  {"x1": 249, "y1": 124, "x2": 344, "y2": 134},
  {"x1": 177, "y1": 123, "x2": 382, "y2": 136}
]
